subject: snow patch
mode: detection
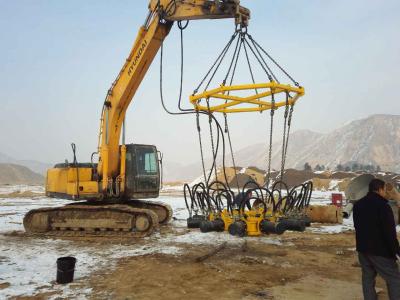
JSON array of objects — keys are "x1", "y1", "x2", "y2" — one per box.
[
  {"x1": 309, "y1": 217, "x2": 354, "y2": 234},
  {"x1": 328, "y1": 180, "x2": 340, "y2": 190}
]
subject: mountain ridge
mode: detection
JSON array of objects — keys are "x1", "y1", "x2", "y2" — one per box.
[
  {"x1": 1, "y1": 114, "x2": 398, "y2": 182},
  {"x1": 0, "y1": 163, "x2": 44, "y2": 185},
  {"x1": 0, "y1": 152, "x2": 51, "y2": 175},
  {"x1": 164, "y1": 114, "x2": 400, "y2": 181}
]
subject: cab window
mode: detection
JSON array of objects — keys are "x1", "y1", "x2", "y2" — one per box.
[{"x1": 136, "y1": 148, "x2": 157, "y2": 175}]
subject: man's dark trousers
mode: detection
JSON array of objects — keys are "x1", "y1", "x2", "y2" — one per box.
[{"x1": 358, "y1": 252, "x2": 400, "y2": 300}]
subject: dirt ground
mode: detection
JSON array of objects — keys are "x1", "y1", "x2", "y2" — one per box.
[
  {"x1": 1, "y1": 192, "x2": 395, "y2": 300},
  {"x1": 3, "y1": 230, "x2": 395, "y2": 300},
  {"x1": 14, "y1": 229, "x2": 392, "y2": 300}
]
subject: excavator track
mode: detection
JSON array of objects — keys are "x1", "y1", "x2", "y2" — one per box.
[
  {"x1": 64, "y1": 199, "x2": 173, "y2": 225},
  {"x1": 23, "y1": 204, "x2": 159, "y2": 238},
  {"x1": 123, "y1": 200, "x2": 173, "y2": 224}
]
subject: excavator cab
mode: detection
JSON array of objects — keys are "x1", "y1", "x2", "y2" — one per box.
[
  {"x1": 124, "y1": 144, "x2": 160, "y2": 199},
  {"x1": 45, "y1": 143, "x2": 161, "y2": 201}
]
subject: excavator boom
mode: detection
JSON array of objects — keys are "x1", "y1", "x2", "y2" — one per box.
[{"x1": 98, "y1": 0, "x2": 250, "y2": 197}]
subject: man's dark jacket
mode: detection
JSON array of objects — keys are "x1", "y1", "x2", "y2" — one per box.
[{"x1": 353, "y1": 191, "x2": 400, "y2": 259}]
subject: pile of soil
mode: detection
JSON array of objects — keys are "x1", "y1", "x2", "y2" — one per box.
[
  {"x1": 330, "y1": 171, "x2": 357, "y2": 180},
  {"x1": 376, "y1": 173, "x2": 400, "y2": 186},
  {"x1": 229, "y1": 173, "x2": 254, "y2": 188},
  {"x1": 0, "y1": 190, "x2": 44, "y2": 198},
  {"x1": 275, "y1": 169, "x2": 327, "y2": 188}
]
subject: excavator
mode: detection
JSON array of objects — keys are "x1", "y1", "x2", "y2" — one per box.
[{"x1": 23, "y1": 0, "x2": 250, "y2": 237}]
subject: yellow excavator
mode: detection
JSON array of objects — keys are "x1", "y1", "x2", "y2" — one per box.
[{"x1": 23, "y1": 0, "x2": 250, "y2": 237}]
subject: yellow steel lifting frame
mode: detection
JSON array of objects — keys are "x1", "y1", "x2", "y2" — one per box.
[{"x1": 190, "y1": 82, "x2": 305, "y2": 113}]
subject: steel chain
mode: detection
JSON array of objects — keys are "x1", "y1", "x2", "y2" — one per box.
[
  {"x1": 281, "y1": 103, "x2": 294, "y2": 178},
  {"x1": 280, "y1": 93, "x2": 290, "y2": 181},
  {"x1": 206, "y1": 99, "x2": 218, "y2": 182},
  {"x1": 224, "y1": 113, "x2": 240, "y2": 190},
  {"x1": 265, "y1": 93, "x2": 275, "y2": 187},
  {"x1": 196, "y1": 111, "x2": 208, "y2": 185}
]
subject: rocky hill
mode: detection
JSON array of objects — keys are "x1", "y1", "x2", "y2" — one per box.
[
  {"x1": 234, "y1": 114, "x2": 400, "y2": 174},
  {"x1": 0, "y1": 152, "x2": 51, "y2": 175},
  {"x1": 164, "y1": 114, "x2": 400, "y2": 181},
  {"x1": 232, "y1": 129, "x2": 324, "y2": 172},
  {"x1": 0, "y1": 163, "x2": 44, "y2": 185}
]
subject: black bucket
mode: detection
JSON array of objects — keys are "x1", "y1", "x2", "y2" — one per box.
[{"x1": 56, "y1": 256, "x2": 77, "y2": 284}]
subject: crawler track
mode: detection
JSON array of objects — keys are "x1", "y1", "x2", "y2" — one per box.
[
  {"x1": 124, "y1": 200, "x2": 173, "y2": 224},
  {"x1": 23, "y1": 204, "x2": 160, "y2": 238}
]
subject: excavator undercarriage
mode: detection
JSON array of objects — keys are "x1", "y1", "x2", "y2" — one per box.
[{"x1": 24, "y1": 200, "x2": 172, "y2": 238}]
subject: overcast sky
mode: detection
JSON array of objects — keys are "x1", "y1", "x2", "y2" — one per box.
[{"x1": 1, "y1": 0, "x2": 399, "y2": 165}]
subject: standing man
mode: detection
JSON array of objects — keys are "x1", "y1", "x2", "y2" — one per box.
[{"x1": 353, "y1": 178, "x2": 400, "y2": 300}]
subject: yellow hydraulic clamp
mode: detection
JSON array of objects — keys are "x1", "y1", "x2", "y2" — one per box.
[
  {"x1": 228, "y1": 197, "x2": 277, "y2": 237},
  {"x1": 198, "y1": 181, "x2": 232, "y2": 233},
  {"x1": 185, "y1": 180, "x2": 314, "y2": 237},
  {"x1": 199, "y1": 210, "x2": 226, "y2": 233},
  {"x1": 220, "y1": 208, "x2": 238, "y2": 231},
  {"x1": 184, "y1": 183, "x2": 207, "y2": 228}
]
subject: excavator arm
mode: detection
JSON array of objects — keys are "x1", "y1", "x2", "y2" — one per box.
[
  {"x1": 44, "y1": 0, "x2": 249, "y2": 201},
  {"x1": 98, "y1": 0, "x2": 250, "y2": 196}
]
